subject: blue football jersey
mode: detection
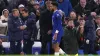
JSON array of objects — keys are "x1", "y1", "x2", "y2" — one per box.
[{"x1": 52, "y1": 10, "x2": 63, "y2": 35}]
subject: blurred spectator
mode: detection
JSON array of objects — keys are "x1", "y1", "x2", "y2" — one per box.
[
  {"x1": 33, "y1": 1, "x2": 41, "y2": 21},
  {"x1": 0, "y1": 9, "x2": 9, "y2": 36},
  {"x1": 69, "y1": 11, "x2": 79, "y2": 27},
  {"x1": 95, "y1": 15, "x2": 100, "y2": 29},
  {"x1": 39, "y1": 0, "x2": 53, "y2": 54},
  {"x1": 18, "y1": 4, "x2": 25, "y2": 14},
  {"x1": 78, "y1": 17, "x2": 85, "y2": 48},
  {"x1": 63, "y1": 18, "x2": 84, "y2": 55},
  {"x1": 95, "y1": 28, "x2": 100, "y2": 51},
  {"x1": 8, "y1": 9, "x2": 23, "y2": 54},
  {"x1": 38, "y1": 0, "x2": 44, "y2": 8},
  {"x1": 84, "y1": 15, "x2": 97, "y2": 54},
  {"x1": 27, "y1": 0, "x2": 41, "y2": 21},
  {"x1": 88, "y1": 0, "x2": 100, "y2": 15},
  {"x1": 57, "y1": 0, "x2": 73, "y2": 17},
  {"x1": 0, "y1": 0, "x2": 6, "y2": 16},
  {"x1": 74, "y1": 0, "x2": 91, "y2": 17},
  {"x1": 27, "y1": 0, "x2": 36, "y2": 13},
  {"x1": 21, "y1": 8, "x2": 37, "y2": 54}
]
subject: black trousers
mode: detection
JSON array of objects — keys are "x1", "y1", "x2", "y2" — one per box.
[
  {"x1": 40, "y1": 33, "x2": 54, "y2": 54},
  {"x1": 23, "y1": 39, "x2": 33, "y2": 54},
  {"x1": 10, "y1": 40, "x2": 21, "y2": 54},
  {"x1": 84, "y1": 40, "x2": 97, "y2": 54}
]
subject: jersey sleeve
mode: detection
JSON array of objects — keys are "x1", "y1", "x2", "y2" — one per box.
[{"x1": 55, "y1": 13, "x2": 62, "y2": 34}]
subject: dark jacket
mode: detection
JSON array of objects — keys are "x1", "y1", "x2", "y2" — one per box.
[
  {"x1": 88, "y1": 0, "x2": 100, "y2": 15},
  {"x1": 74, "y1": 3, "x2": 91, "y2": 17},
  {"x1": 8, "y1": 14, "x2": 23, "y2": 41},
  {"x1": 84, "y1": 16, "x2": 96, "y2": 41},
  {"x1": 63, "y1": 26, "x2": 80, "y2": 54},
  {"x1": 40, "y1": 9, "x2": 53, "y2": 35},
  {"x1": 22, "y1": 13, "x2": 37, "y2": 40}
]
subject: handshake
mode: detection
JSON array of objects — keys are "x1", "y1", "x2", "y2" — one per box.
[{"x1": 19, "y1": 25, "x2": 27, "y2": 30}]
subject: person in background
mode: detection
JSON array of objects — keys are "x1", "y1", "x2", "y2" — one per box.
[
  {"x1": 18, "y1": 4, "x2": 26, "y2": 21},
  {"x1": 0, "y1": 9, "x2": 9, "y2": 48},
  {"x1": 74, "y1": 0, "x2": 91, "y2": 17},
  {"x1": 0, "y1": 9, "x2": 9, "y2": 29},
  {"x1": 38, "y1": 0, "x2": 44, "y2": 8},
  {"x1": 88, "y1": 0, "x2": 100, "y2": 15},
  {"x1": 95, "y1": 27, "x2": 100, "y2": 51},
  {"x1": 21, "y1": 8, "x2": 37, "y2": 54},
  {"x1": 27, "y1": 0, "x2": 36, "y2": 13},
  {"x1": 33, "y1": 1, "x2": 41, "y2": 21},
  {"x1": 84, "y1": 15, "x2": 97, "y2": 54},
  {"x1": 51, "y1": 1, "x2": 65, "y2": 56},
  {"x1": 28, "y1": 0, "x2": 41, "y2": 21},
  {"x1": 57, "y1": 0, "x2": 73, "y2": 17},
  {"x1": 1, "y1": 9, "x2": 9, "y2": 21},
  {"x1": 8, "y1": 9, "x2": 23, "y2": 54},
  {"x1": 63, "y1": 18, "x2": 85, "y2": 56},
  {"x1": 40, "y1": 0, "x2": 54, "y2": 54},
  {"x1": 18, "y1": 4, "x2": 25, "y2": 14},
  {"x1": 69, "y1": 11, "x2": 79, "y2": 27},
  {"x1": 95, "y1": 15, "x2": 100, "y2": 28}
]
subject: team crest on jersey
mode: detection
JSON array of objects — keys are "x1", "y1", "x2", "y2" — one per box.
[{"x1": 57, "y1": 14, "x2": 60, "y2": 17}]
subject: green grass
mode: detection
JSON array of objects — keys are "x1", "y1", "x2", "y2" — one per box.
[{"x1": 0, "y1": 55, "x2": 99, "y2": 56}]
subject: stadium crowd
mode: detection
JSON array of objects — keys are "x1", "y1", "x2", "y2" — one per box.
[{"x1": 0, "y1": 0, "x2": 100, "y2": 56}]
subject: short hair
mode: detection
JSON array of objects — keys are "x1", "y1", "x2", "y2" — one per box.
[
  {"x1": 22, "y1": 8, "x2": 29, "y2": 13},
  {"x1": 79, "y1": 17, "x2": 84, "y2": 20},
  {"x1": 95, "y1": 15, "x2": 100, "y2": 19},
  {"x1": 51, "y1": 1, "x2": 58, "y2": 7},
  {"x1": 12, "y1": 9, "x2": 19, "y2": 13},
  {"x1": 67, "y1": 18, "x2": 73, "y2": 22}
]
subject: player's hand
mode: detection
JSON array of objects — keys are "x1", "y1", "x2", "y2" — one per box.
[
  {"x1": 53, "y1": 33, "x2": 58, "y2": 40},
  {"x1": 47, "y1": 30, "x2": 52, "y2": 35}
]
